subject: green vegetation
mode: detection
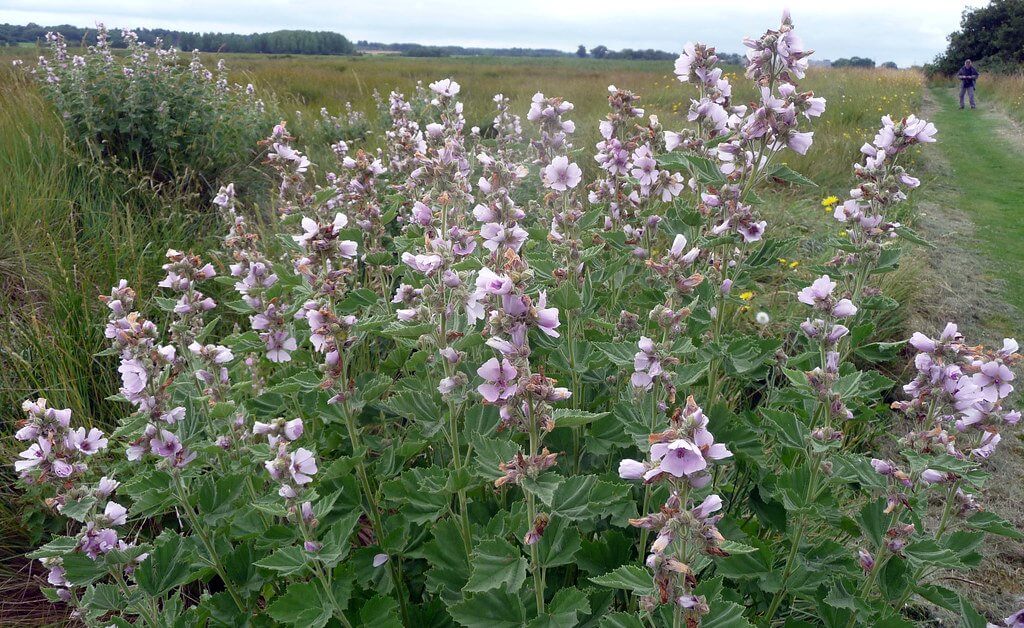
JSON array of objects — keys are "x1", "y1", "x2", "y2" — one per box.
[
  {"x1": 0, "y1": 23, "x2": 356, "y2": 55},
  {"x1": 930, "y1": 0, "x2": 1024, "y2": 74},
  {"x1": 929, "y1": 86, "x2": 1024, "y2": 315}
]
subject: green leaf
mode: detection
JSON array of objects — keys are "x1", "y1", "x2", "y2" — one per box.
[
  {"x1": 858, "y1": 498, "x2": 887, "y2": 548},
  {"x1": 537, "y1": 517, "x2": 581, "y2": 568},
  {"x1": 60, "y1": 496, "x2": 97, "y2": 523},
  {"x1": 382, "y1": 466, "x2": 451, "y2": 524},
  {"x1": 703, "y1": 600, "x2": 753, "y2": 628},
  {"x1": 414, "y1": 519, "x2": 471, "y2": 600},
  {"x1": 27, "y1": 536, "x2": 78, "y2": 559},
  {"x1": 763, "y1": 409, "x2": 808, "y2": 451},
  {"x1": 81, "y1": 583, "x2": 142, "y2": 612},
  {"x1": 894, "y1": 225, "x2": 934, "y2": 249},
  {"x1": 590, "y1": 565, "x2": 654, "y2": 595},
  {"x1": 265, "y1": 581, "x2": 332, "y2": 627},
  {"x1": 957, "y1": 595, "x2": 987, "y2": 628},
  {"x1": 577, "y1": 530, "x2": 633, "y2": 576},
  {"x1": 358, "y1": 595, "x2": 402, "y2": 628},
  {"x1": 135, "y1": 531, "x2": 200, "y2": 597},
  {"x1": 593, "y1": 342, "x2": 636, "y2": 367},
  {"x1": 61, "y1": 553, "x2": 107, "y2": 586},
  {"x1": 464, "y1": 537, "x2": 528, "y2": 593},
  {"x1": 914, "y1": 584, "x2": 961, "y2": 611},
  {"x1": 657, "y1": 152, "x2": 725, "y2": 185},
  {"x1": 520, "y1": 473, "x2": 563, "y2": 507},
  {"x1": 718, "y1": 540, "x2": 759, "y2": 555},
  {"x1": 318, "y1": 510, "x2": 362, "y2": 566},
  {"x1": 599, "y1": 613, "x2": 645, "y2": 628},
  {"x1": 552, "y1": 408, "x2": 609, "y2": 429},
  {"x1": 449, "y1": 589, "x2": 526, "y2": 628},
  {"x1": 121, "y1": 470, "x2": 174, "y2": 517},
  {"x1": 551, "y1": 475, "x2": 598, "y2": 520},
  {"x1": 254, "y1": 545, "x2": 309, "y2": 576},
  {"x1": 470, "y1": 433, "x2": 519, "y2": 482},
  {"x1": 965, "y1": 511, "x2": 1024, "y2": 539},
  {"x1": 528, "y1": 587, "x2": 590, "y2": 628},
  {"x1": 766, "y1": 164, "x2": 817, "y2": 187},
  {"x1": 904, "y1": 540, "x2": 964, "y2": 569}
]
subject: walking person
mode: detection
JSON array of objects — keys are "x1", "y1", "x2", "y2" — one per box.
[{"x1": 958, "y1": 59, "x2": 979, "y2": 109}]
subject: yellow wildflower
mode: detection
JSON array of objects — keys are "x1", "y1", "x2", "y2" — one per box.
[
  {"x1": 789, "y1": 261, "x2": 799, "y2": 269},
  {"x1": 740, "y1": 291, "x2": 754, "y2": 301},
  {"x1": 821, "y1": 195, "x2": 839, "y2": 207}
]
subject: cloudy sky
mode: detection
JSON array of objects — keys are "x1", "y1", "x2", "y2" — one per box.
[{"x1": 1, "y1": 0, "x2": 982, "y2": 66}]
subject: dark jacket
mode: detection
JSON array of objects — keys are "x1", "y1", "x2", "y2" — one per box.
[{"x1": 958, "y1": 66, "x2": 979, "y2": 88}]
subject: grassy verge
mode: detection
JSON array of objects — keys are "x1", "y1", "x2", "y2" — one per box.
[{"x1": 928, "y1": 86, "x2": 1024, "y2": 321}]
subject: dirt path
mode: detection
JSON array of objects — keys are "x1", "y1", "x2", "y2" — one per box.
[{"x1": 910, "y1": 87, "x2": 1024, "y2": 621}]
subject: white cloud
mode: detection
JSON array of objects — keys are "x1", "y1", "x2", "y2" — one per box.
[{"x1": 0, "y1": 0, "x2": 984, "y2": 66}]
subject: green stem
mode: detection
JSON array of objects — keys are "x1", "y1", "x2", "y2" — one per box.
[
  {"x1": 171, "y1": 472, "x2": 247, "y2": 614},
  {"x1": 526, "y1": 402, "x2": 545, "y2": 616},
  {"x1": 111, "y1": 567, "x2": 160, "y2": 627},
  {"x1": 342, "y1": 406, "x2": 411, "y2": 626}
]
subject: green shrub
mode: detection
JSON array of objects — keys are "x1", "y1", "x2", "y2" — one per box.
[{"x1": 29, "y1": 26, "x2": 272, "y2": 195}]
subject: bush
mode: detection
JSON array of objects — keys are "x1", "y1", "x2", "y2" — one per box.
[
  {"x1": 28, "y1": 26, "x2": 272, "y2": 195},
  {"x1": 8, "y1": 13, "x2": 1024, "y2": 628}
]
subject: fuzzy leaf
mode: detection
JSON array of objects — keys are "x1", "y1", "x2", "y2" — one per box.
[
  {"x1": 464, "y1": 537, "x2": 528, "y2": 593},
  {"x1": 449, "y1": 589, "x2": 526, "y2": 628}
]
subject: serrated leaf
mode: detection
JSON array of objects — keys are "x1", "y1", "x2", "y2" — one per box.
[
  {"x1": 464, "y1": 537, "x2": 528, "y2": 593},
  {"x1": 449, "y1": 588, "x2": 526, "y2": 628},
  {"x1": 590, "y1": 565, "x2": 654, "y2": 595},
  {"x1": 135, "y1": 531, "x2": 200, "y2": 597},
  {"x1": 254, "y1": 545, "x2": 309, "y2": 576},
  {"x1": 767, "y1": 163, "x2": 816, "y2": 187},
  {"x1": 965, "y1": 511, "x2": 1024, "y2": 539},
  {"x1": 552, "y1": 408, "x2": 609, "y2": 429},
  {"x1": 266, "y1": 581, "x2": 331, "y2": 627}
]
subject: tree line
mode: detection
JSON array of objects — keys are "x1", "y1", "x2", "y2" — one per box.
[
  {"x1": 930, "y1": 0, "x2": 1024, "y2": 74},
  {"x1": 0, "y1": 23, "x2": 355, "y2": 55}
]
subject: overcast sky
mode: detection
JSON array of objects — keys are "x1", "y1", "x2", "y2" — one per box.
[{"x1": 0, "y1": 1, "x2": 983, "y2": 66}]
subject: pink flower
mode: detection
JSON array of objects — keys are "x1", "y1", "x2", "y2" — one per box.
[
  {"x1": 831, "y1": 298, "x2": 858, "y2": 319},
  {"x1": 401, "y1": 252, "x2": 444, "y2": 274},
  {"x1": 972, "y1": 361, "x2": 1014, "y2": 403},
  {"x1": 15, "y1": 438, "x2": 49, "y2": 473},
  {"x1": 103, "y1": 501, "x2": 128, "y2": 526},
  {"x1": 534, "y1": 291, "x2": 560, "y2": 337},
  {"x1": 288, "y1": 448, "x2": 318, "y2": 485},
  {"x1": 653, "y1": 439, "x2": 707, "y2": 477},
  {"x1": 69, "y1": 427, "x2": 108, "y2": 455},
  {"x1": 797, "y1": 275, "x2": 836, "y2": 308},
  {"x1": 691, "y1": 494, "x2": 723, "y2": 520},
  {"x1": 477, "y1": 358, "x2": 518, "y2": 403},
  {"x1": 618, "y1": 459, "x2": 646, "y2": 480},
  {"x1": 429, "y1": 78, "x2": 460, "y2": 97},
  {"x1": 542, "y1": 156, "x2": 582, "y2": 191}
]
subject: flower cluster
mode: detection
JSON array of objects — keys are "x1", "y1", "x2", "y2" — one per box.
[{"x1": 619, "y1": 397, "x2": 732, "y2": 618}]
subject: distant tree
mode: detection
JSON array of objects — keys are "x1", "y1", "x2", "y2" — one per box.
[
  {"x1": 832, "y1": 56, "x2": 876, "y2": 68},
  {"x1": 0, "y1": 23, "x2": 356, "y2": 55},
  {"x1": 576, "y1": 45, "x2": 587, "y2": 58},
  {"x1": 881, "y1": 61, "x2": 898, "y2": 69},
  {"x1": 590, "y1": 45, "x2": 608, "y2": 59},
  {"x1": 401, "y1": 45, "x2": 448, "y2": 58},
  {"x1": 932, "y1": 0, "x2": 1024, "y2": 74}
]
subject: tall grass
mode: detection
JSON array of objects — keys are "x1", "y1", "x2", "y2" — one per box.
[
  {"x1": 0, "y1": 70, "x2": 224, "y2": 547},
  {"x1": 985, "y1": 70, "x2": 1024, "y2": 122}
]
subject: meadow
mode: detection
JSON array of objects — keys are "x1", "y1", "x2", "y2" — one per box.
[{"x1": 1, "y1": 24, "x2": 1022, "y2": 627}]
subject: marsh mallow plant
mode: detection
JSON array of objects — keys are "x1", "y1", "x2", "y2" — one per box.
[
  {"x1": 27, "y1": 25, "x2": 270, "y2": 195},
  {"x1": 11, "y1": 12, "x2": 1024, "y2": 628}
]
